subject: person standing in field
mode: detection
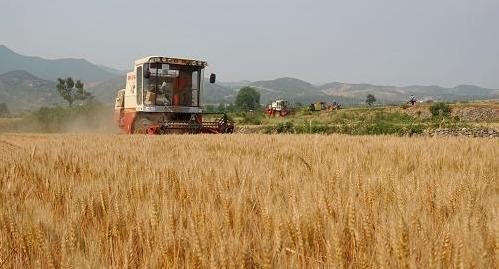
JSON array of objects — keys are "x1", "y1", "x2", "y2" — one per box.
[{"x1": 408, "y1": 95, "x2": 417, "y2": 106}]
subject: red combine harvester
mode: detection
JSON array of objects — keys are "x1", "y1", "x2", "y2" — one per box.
[
  {"x1": 266, "y1": 99, "x2": 291, "y2": 117},
  {"x1": 114, "y1": 56, "x2": 234, "y2": 134}
]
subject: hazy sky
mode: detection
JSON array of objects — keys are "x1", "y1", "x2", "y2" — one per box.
[{"x1": 1, "y1": 0, "x2": 498, "y2": 88}]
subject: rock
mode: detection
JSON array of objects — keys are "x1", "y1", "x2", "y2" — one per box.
[
  {"x1": 424, "y1": 127, "x2": 499, "y2": 138},
  {"x1": 454, "y1": 107, "x2": 498, "y2": 122}
]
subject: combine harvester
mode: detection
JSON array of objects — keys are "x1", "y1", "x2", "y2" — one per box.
[
  {"x1": 114, "y1": 56, "x2": 234, "y2": 134},
  {"x1": 309, "y1": 101, "x2": 341, "y2": 112},
  {"x1": 266, "y1": 98, "x2": 291, "y2": 117}
]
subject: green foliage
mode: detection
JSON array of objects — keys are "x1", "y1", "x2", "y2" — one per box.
[
  {"x1": 374, "y1": 111, "x2": 414, "y2": 123},
  {"x1": 235, "y1": 87, "x2": 260, "y2": 111},
  {"x1": 351, "y1": 112, "x2": 423, "y2": 135},
  {"x1": 305, "y1": 121, "x2": 329, "y2": 134},
  {"x1": 429, "y1": 102, "x2": 452, "y2": 118},
  {"x1": 366, "y1": 94, "x2": 376, "y2": 106},
  {"x1": 264, "y1": 121, "x2": 295, "y2": 134},
  {"x1": 0, "y1": 103, "x2": 9, "y2": 116},
  {"x1": 238, "y1": 112, "x2": 262, "y2": 125},
  {"x1": 238, "y1": 104, "x2": 483, "y2": 136},
  {"x1": 275, "y1": 121, "x2": 295, "y2": 133},
  {"x1": 262, "y1": 111, "x2": 425, "y2": 136},
  {"x1": 57, "y1": 77, "x2": 93, "y2": 106},
  {"x1": 359, "y1": 122, "x2": 402, "y2": 135},
  {"x1": 333, "y1": 121, "x2": 424, "y2": 136}
]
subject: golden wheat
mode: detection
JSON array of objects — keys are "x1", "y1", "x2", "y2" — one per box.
[{"x1": 0, "y1": 133, "x2": 497, "y2": 268}]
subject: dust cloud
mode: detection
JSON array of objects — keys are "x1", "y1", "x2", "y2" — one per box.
[{"x1": 61, "y1": 108, "x2": 121, "y2": 134}]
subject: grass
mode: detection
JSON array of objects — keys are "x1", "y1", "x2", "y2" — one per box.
[
  {"x1": 0, "y1": 101, "x2": 497, "y2": 135},
  {"x1": 0, "y1": 134, "x2": 497, "y2": 268},
  {"x1": 263, "y1": 111, "x2": 427, "y2": 135},
  {"x1": 256, "y1": 101, "x2": 499, "y2": 135}
]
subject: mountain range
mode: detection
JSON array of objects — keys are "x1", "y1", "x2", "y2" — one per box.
[
  {"x1": 206, "y1": 78, "x2": 499, "y2": 106},
  {"x1": 0, "y1": 45, "x2": 498, "y2": 113},
  {"x1": 0, "y1": 45, "x2": 120, "y2": 82},
  {"x1": 0, "y1": 70, "x2": 61, "y2": 111}
]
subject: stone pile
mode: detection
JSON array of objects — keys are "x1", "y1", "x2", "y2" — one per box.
[
  {"x1": 423, "y1": 128, "x2": 499, "y2": 138},
  {"x1": 454, "y1": 107, "x2": 498, "y2": 122}
]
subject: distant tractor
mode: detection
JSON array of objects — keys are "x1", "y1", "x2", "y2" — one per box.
[
  {"x1": 309, "y1": 101, "x2": 327, "y2": 112},
  {"x1": 266, "y1": 99, "x2": 291, "y2": 117},
  {"x1": 114, "y1": 56, "x2": 234, "y2": 134},
  {"x1": 309, "y1": 101, "x2": 341, "y2": 112}
]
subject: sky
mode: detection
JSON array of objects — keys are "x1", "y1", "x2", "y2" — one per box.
[{"x1": 1, "y1": 0, "x2": 498, "y2": 88}]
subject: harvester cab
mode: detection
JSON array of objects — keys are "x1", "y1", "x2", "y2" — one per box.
[{"x1": 114, "y1": 56, "x2": 234, "y2": 134}]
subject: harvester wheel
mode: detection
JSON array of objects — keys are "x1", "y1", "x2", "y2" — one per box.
[
  {"x1": 279, "y1": 110, "x2": 289, "y2": 117},
  {"x1": 217, "y1": 118, "x2": 234, "y2": 134}
]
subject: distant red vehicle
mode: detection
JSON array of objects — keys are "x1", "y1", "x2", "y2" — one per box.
[{"x1": 266, "y1": 99, "x2": 291, "y2": 117}]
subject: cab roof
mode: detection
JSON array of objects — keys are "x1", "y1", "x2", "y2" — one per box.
[{"x1": 135, "y1": 56, "x2": 207, "y2": 67}]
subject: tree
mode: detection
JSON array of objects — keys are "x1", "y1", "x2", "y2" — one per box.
[
  {"x1": 56, "y1": 77, "x2": 92, "y2": 106},
  {"x1": 0, "y1": 103, "x2": 9, "y2": 116},
  {"x1": 429, "y1": 102, "x2": 452, "y2": 118},
  {"x1": 366, "y1": 94, "x2": 376, "y2": 106},
  {"x1": 235, "y1": 87, "x2": 260, "y2": 110}
]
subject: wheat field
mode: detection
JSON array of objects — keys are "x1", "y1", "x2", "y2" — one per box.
[{"x1": 0, "y1": 134, "x2": 497, "y2": 268}]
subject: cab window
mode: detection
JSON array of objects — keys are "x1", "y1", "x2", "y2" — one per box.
[{"x1": 137, "y1": 66, "x2": 143, "y2": 104}]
